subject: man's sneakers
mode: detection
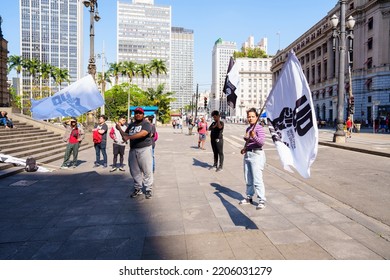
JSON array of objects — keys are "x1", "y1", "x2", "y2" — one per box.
[
  {"x1": 130, "y1": 188, "x2": 143, "y2": 198},
  {"x1": 110, "y1": 167, "x2": 117, "y2": 172},
  {"x1": 256, "y1": 200, "x2": 266, "y2": 210},
  {"x1": 119, "y1": 167, "x2": 125, "y2": 171},
  {"x1": 60, "y1": 165, "x2": 69, "y2": 169},
  {"x1": 239, "y1": 196, "x2": 253, "y2": 205},
  {"x1": 130, "y1": 188, "x2": 152, "y2": 199},
  {"x1": 209, "y1": 165, "x2": 217, "y2": 170},
  {"x1": 145, "y1": 190, "x2": 152, "y2": 199},
  {"x1": 216, "y1": 166, "x2": 223, "y2": 172}
]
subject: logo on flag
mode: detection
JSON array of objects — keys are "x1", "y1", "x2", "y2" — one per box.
[
  {"x1": 265, "y1": 51, "x2": 318, "y2": 178},
  {"x1": 223, "y1": 57, "x2": 240, "y2": 109},
  {"x1": 31, "y1": 75, "x2": 104, "y2": 120}
]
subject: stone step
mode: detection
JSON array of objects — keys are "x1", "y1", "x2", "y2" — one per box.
[
  {"x1": 0, "y1": 127, "x2": 44, "y2": 136},
  {"x1": 0, "y1": 162, "x2": 14, "y2": 171},
  {"x1": 10, "y1": 142, "x2": 67, "y2": 159},
  {"x1": 0, "y1": 133, "x2": 60, "y2": 145},
  {"x1": 1, "y1": 138, "x2": 65, "y2": 154},
  {"x1": 0, "y1": 136, "x2": 63, "y2": 149},
  {"x1": 0, "y1": 130, "x2": 55, "y2": 141},
  {"x1": 0, "y1": 166, "x2": 25, "y2": 179}
]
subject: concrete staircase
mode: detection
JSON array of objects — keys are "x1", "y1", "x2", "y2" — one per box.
[{"x1": 0, "y1": 119, "x2": 92, "y2": 179}]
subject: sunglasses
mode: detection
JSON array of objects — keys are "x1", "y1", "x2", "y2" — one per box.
[{"x1": 135, "y1": 111, "x2": 144, "y2": 115}]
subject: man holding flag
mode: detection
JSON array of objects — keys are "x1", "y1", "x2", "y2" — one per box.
[{"x1": 265, "y1": 50, "x2": 318, "y2": 178}]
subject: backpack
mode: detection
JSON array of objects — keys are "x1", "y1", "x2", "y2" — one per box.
[
  {"x1": 25, "y1": 157, "x2": 38, "y2": 172},
  {"x1": 93, "y1": 129, "x2": 102, "y2": 144}
]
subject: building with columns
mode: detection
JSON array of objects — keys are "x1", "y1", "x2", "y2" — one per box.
[
  {"x1": 271, "y1": 0, "x2": 390, "y2": 124},
  {"x1": 0, "y1": 16, "x2": 9, "y2": 107}
]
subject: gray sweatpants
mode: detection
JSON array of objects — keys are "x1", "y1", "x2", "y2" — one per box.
[{"x1": 128, "y1": 145, "x2": 153, "y2": 191}]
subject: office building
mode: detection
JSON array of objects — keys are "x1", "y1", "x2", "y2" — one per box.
[
  {"x1": 20, "y1": 0, "x2": 83, "y2": 111},
  {"x1": 271, "y1": 0, "x2": 390, "y2": 124},
  {"x1": 117, "y1": 0, "x2": 171, "y2": 90},
  {"x1": 0, "y1": 16, "x2": 9, "y2": 107},
  {"x1": 171, "y1": 27, "x2": 194, "y2": 111}
]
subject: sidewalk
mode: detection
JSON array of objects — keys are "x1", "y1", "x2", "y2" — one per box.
[{"x1": 0, "y1": 126, "x2": 389, "y2": 260}]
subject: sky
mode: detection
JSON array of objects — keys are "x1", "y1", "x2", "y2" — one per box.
[{"x1": 1, "y1": 0, "x2": 338, "y2": 91}]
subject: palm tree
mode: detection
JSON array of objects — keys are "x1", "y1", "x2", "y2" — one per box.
[
  {"x1": 40, "y1": 63, "x2": 54, "y2": 98},
  {"x1": 137, "y1": 63, "x2": 152, "y2": 88},
  {"x1": 52, "y1": 67, "x2": 70, "y2": 90},
  {"x1": 108, "y1": 62, "x2": 123, "y2": 85},
  {"x1": 7, "y1": 55, "x2": 24, "y2": 112},
  {"x1": 121, "y1": 61, "x2": 138, "y2": 83},
  {"x1": 149, "y1": 58, "x2": 167, "y2": 82},
  {"x1": 97, "y1": 71, "x2": 111, "y2": 94},
  {"x1": 23, "y1": 58, "x2": 41, "y2": 101},
  {"x1": 144, "y1": 84, "x2": 175, "y2": 123}
]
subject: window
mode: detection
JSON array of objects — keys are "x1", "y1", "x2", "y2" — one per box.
[
  {"x1": 367, "y1": 37, "x2": 373, "y2": 50},
  {"x1": 368, "y1": 96, "x2": 372, "y2": 103},
  {"x1": 365, "y1": 78, "x2": 372, "y2": 90},
  {"x1": 366, "y1": 57, "x2": 373, "y2": 69},
  {"x1": 368, "y1": 17, "x2": 373, "y2": 30}
]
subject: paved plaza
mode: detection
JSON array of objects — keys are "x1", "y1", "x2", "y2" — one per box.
[{"x1": 0, "y1": 125, "x2": 389, "y2": 260}]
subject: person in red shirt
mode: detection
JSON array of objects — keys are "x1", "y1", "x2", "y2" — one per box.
[
  {"x1": 60, "y1": 118, "x2": 85, "y2": 169},
  {"x1": 346, "y1": 116, "x2": 353, "y2": 138}
]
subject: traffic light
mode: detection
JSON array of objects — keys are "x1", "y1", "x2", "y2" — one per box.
[
  {"x1": 349, "y1": 96, "x2": 355, "y2": 114},
  {"x1": 204, "y1": 97, "x2": 207, "y2": 109}
]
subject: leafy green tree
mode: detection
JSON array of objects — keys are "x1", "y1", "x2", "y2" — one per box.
[
  {"x1": 121, "y1": 61, "x2": 138, "y2": 83},
  {"x1": 137, "y1": 63, "x2": 152, "y2": 86},
  {"x1": 104, "y1": 83, "x2": 147, "y2": 120},
  {"x1": 234, "y1": 47, "x2": 268, "y2": 58},
  {"x1": 144, "y1": 84, "x2": 175, "y2": 124},
  {"x1": 9, "y1": 87, "x2": 21, "y2": 110},
  {"x1": 51, "y1": 67, "x2": 70, "y2": 89},
  {"x1": 7, "y1": 55, "x2": 25, "y2": 112}
]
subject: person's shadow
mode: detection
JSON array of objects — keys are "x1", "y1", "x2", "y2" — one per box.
[
  {"x1": 211, "y1": 183, "x2": 258, "y2": 230},
  {"x1": 192, "y1": 158, "x2": 213, "y2": 168}
]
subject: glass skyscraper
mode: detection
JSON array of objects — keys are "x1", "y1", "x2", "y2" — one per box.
[
  {"x1": 20, "y1": 0, "x2": 83, "y2": 109},
  {"x1": 171, "y1": 27, "x2": 194, "y2": 110}
]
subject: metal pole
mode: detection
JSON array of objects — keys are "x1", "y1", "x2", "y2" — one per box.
[
  {"x1": 333, "y1": 0, "x2": 347, "y2": 143},
  {"x1": 194, "y1": 83, "x2": 199, "y2": 122}
]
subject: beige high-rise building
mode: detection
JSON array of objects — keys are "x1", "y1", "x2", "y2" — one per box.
[{"x1": 271, "y1": 0, "x2": 390, "y2": 124}]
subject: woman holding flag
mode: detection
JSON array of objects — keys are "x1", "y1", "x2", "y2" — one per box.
[{"x1": 239, "y1": 108, "x2": 267, "y2": 210}]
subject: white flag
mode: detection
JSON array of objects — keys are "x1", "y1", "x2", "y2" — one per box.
[
  {"x1": 265, "y1": 51, "x2": 318, "y2": 178},
  {"x1": 31, "y1": 75, "x2": 104, "y2": 120}
]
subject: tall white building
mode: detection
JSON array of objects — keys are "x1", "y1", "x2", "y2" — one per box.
[
  {"x1": 117, "y1": 0, "x2": 171, "y2": 90},
  {"x1": 211, "y1": 38, "x2": 237, "y2": 115},
  {"x1": 235, "y1": 57, "x2": 273, "y2": 118},
  {"x1": 171, "y1": 27, "x2": 194, "y2": 111},
  {"x1": 20, "y1": 0, "x2": 83, "y2": 111}
]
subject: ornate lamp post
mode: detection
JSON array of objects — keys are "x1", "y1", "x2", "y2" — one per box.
[
  {"x1": 83, "y1": 0, "x2": 100, "y2": 125},
  {"x1": 331, "y1": 0, "x2": 355, "y2": 143}
]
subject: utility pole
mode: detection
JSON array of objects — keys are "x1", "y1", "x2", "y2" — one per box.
[{"x1": 194, "y1": 83, "x2": 199, "y2": 121}]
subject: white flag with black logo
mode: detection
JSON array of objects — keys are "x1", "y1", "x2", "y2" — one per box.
[
  {"x1": 223, "y1": 57, "x2": 240, "y2": 109},
  {"x1": 265, "y1": 51, "x2": 318, "y2": 178}
]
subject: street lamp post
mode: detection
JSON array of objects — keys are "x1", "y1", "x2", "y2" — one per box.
[
  {"x1": 331, "y1": 0, "x2": 355, "y2": 143},
  {"x1": 83, "y1": 0, "x2": 100, "y2": 125}
]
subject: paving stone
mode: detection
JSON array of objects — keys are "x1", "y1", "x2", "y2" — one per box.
[
  {"x1": 142, "y1": 235, "x2": 187, "y2": 259},
  {"x1": 251, "y1": 215, "x2": 296, "y2": 231},
  {"x1": 264, "y1": 227, "x2": 311, "y2": 245},
  {"x1": 320, "y1": 240, "x2": 383, "y2": 260},
  {"x1": 276, "y1": 241, "x2": 334, "y2": 260}
]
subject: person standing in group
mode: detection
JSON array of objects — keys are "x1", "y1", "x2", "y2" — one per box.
[
  {"x1": 60, "y1": 118, "x2": 85, "y2": 169},
  {"x1": 109, "y1": 116, "x2": 127, "y2": 172},
  {"x1": 144, "y1": 115, "x2": 158, "y2": 173},
  {"x1": 239, "y1": 108, "x2": 267, "y2": 210},
  {"x1": 116, "y1": 107, "x2": 154, "y2": 199},
  {"x1": 188, "y1": 116, "x2": 194, "y2": 135},
  {"x1": 346, "y1": 116, "x2": 353, "y2": 138},
  {"x1": 208, "y1": 110, "x2": 224, "y2": 172},
  {"x1": 93, "y1": 115, "x2": 108, "y2": 168},
  {"x1": 197, "y1": 116, "x2": 207, "y2": 150}
]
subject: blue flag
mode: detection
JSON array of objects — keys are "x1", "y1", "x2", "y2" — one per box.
[{"x1": 31, "y1": 75, "x2": 104, "y2": 120}]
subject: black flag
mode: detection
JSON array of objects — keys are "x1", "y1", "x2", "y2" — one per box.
[{"x1": 223, "y1": 57, "x2": 239, "y2": 109}]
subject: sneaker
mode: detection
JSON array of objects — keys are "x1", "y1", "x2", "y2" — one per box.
[
  {"x1": 103, "y1": 164, "x2": 107, "y2": 168},
  {"x1": 119, "y1": 167, "x2": 125, "y2": 171},
  {"x1": 72, "y1": 165, "x2": 77, "y2": 168},
  {"x1": 130, "y1": 188, "x2": 143, "y2": 198},
  {"x1": 145, "y1": 190, "x2": 152, "y2": 199},
  {"x1": 239, "y1": 197, "x2": 253, "y2": 205},
  {"x1": 256, "y1": 201, "x2": 266, "y2": 210},
  {"x1": 216, "y1": 167, "x2": 223, "y2": 172},
  {"x1": 209, "y1": 165, "x2": 217, "y2": 170},
  {"x1": 93, "y1": 163, "x2": 100, "y2": 168},
  {"x1": 60, "y1": 165, "x2": 69, "y2": 169},
  {"x1": 110, "y1": 167, "x2": 117, "y2": 172}
]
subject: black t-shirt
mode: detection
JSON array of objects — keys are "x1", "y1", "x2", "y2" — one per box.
[
  {"x1": 94, "y1": 123, "x2": 108, "y2": 142},
  {"x1": 209, "y1": 121, "x2": 224, "y2": 140},
  {"x1": 125, "y1": 119, "x2": 152, "y2": 149}
]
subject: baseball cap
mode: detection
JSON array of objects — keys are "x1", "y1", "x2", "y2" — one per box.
[{"x1": 134, "y1": 107, "x2": 144, "y2": 114}]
